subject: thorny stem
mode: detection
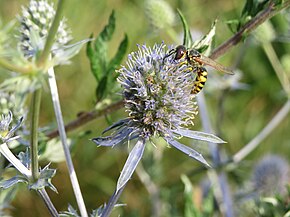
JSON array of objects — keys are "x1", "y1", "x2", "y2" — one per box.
[
  {"x1": 37, "y1": 189, "x2": 59, "y2": 217},
  {"x1": 37, "y1": 0, "x2": 66, "y2": 67},
  {"x1": 233, "y1": 100, "x2": 290, "y2": 163},
  {"x1": 48, "y1": 67, "x2": 88, "y2": 217},
  {"x1": 100, "y1": 185, "x2": 126, "y2": 217},
  {"x1": 30, "y1": 88, "x2": 42, "y2": 181},
  {"x1": 210, "y1": 1, "x2": 290, "y2": 60}
]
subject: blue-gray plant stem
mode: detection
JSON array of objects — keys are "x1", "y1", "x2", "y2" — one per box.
[
  {"x1": 197, "y1": 92, "x2": 234, "y2": 217},
  {"x1": 37, "y1": 0, "x2": 66, "y2": 67},
  {"x1": 48, "y1": 67, "x2": 88, "y2": 217},
  {"x1": 30, "y1": 88, "x2": 42, "y2": 181},
  {"x1": 37, "y1": 189, "x2": 59, "y2": 217},
  {"x1": 233, "y1": 100, "x2": 290, "y2": 163},
  {"x1": 100, "y1": 185, "x2": 126, "y2": 217}
]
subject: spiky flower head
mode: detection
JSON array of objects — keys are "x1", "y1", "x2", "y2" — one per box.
[
  {"x1": 93, "y1": 43, "x2": 227, "y2": 196},
  {"x1": 117, "y1": 43, "x2": 198, "y2": 139},
  {"x1": 252, "y1": 155, "x2": 289, "y2": 196},
  {"x1": 144, "y1": 0, "x2": 176, "y2": 31},
  {"x1": 18, "y1": 0, "x2": 72, "y2": 58}
]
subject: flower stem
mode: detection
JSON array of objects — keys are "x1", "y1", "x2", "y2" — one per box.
[
  {"x1": 100, "y1": 186, "x2": 126, "y2": 217},
  {"x1": 233, "y1": 100, "x2": 290, "y2": 163},
  {"x1": 37, "y1": 189, "x2": 59, "y2": 217},
  {"x1": 30, "y1": 88, "x2": 42, "y2": 181},
  {"x1": 262, "y1": 42, "x2": 290, "y2": 95},
  {"x1": 0, "y1": 142, "x2": 31, "y2": 178},
  {"x1": 47, "y1": 66, "x2": 88, "y2": 217},
  {"x1": 37, "y1": 0, "x2": 66, "y2": 67}
]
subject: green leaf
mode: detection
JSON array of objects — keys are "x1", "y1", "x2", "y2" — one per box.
[
  {"x1": 86, "y1": 10, "x2": 116, "y2": 82},
  {"x1": 181, "y1": 175, "x2": 201, "y2": 217},
  {"x1": 107, "y1": 34, "x2": 128, "y2": 76},
  {"x1": 177, "y1": 9, "x2": 193, "y2": 48},
  {"x1": 96, "y1": 75, "x2": 108, "y2": 100}
]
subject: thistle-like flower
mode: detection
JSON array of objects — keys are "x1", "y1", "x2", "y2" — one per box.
[
  {"x1": 18, "y1": 0, "x2": 72, "y2": 58},
  {"x1": 93, "y1": 43, "x2": 225, "y2": 194},
  {"x1": 0, "y1": 111, "x2": 23, "y2": 143}
]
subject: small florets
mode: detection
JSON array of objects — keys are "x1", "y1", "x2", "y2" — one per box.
[
  {"x1": 18, "y1": 0, "x2": 72, "y2": 58},
  {"x1": 117, "y1": 43, "x2": 198, "y2": 139}
]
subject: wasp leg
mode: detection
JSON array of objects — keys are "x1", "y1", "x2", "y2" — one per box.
[{"x1": 192, "y1": 67, "x2": 208, "y2": 94}]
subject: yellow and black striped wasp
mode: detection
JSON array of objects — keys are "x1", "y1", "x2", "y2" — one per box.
[{"x1": 164, "y1": 45, "x2": 234, "y2": 94}]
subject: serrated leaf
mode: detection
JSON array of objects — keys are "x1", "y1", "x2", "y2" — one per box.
[
  {"x1": 107, "y1": 34, "x2": 128, "y2": 76},
  {"x1": 29, "y1": 164, "x2": 57, "y2": 192},
  {"x1": 0, "y1": 176, "x2": 27, "y2": 189},
  {"x1": 173, "y1": 129, "x2": 226, "y2": 144},
  {"x1": 177, "y1": 9, "x2": 193, "y2": 48},
  {"x1": 97, "y1": 10, "x2": 116, "y2": 42}
]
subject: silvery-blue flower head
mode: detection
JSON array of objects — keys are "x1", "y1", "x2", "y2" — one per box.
[
  {"x1": 93, "y1": 43, "x2": 225, "y2": 192},
  {"x1": 117, "y1": 43, "x2": 198, "y2": 139},
  {"x1": 18, "y1": 0, "x2": 72, "y2": 58}
]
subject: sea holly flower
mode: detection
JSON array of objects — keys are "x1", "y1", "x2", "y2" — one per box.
[
  {"x1": 0, "y1": 111, "x2": 23, "y2": 143},
  {"x1": 18, "y1": 0, "x2": 72, "y2": 58},
  {"x1": 93, "y1": 43, "x2": 226, "y2": 194}
]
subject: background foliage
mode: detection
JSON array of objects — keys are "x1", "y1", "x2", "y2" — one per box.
[{"x1": 0, "y1": 0, "x2": 289, "y2": 216}]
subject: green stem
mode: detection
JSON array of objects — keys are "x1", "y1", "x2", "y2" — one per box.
[
  {"x1": 37, "y1": 0, "x2": 66, "y2": 67},
  {"x1": 262, "y1": 42, "x2": 290, "y2": 95},
  {"x1": 37, "y1": 189, "x2": 59, "y2": 217},
  {"x1": 48, "y1": 66, "x2": 88, "y2": 217},
  {"x1": 30, "y1": 88, "x2": 42, "y2": 181},
  {"x1": 0, "y1": 58, "x2": 33, "y2": 74}
]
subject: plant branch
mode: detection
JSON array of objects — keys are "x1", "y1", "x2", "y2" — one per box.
[
  {"x1": 210, "y1": 1, "x2": 290, "y2": 60},
  {"x1": 46, "y1": 100, "x2": 124, "y2": 139},
  {"x1": 233, "y1": 100, "x2": 290, "y2": 163},
  {"x1": 30, "y1": 88, "x2": 42, "y2": 181},
  {"x1": 48, "y1": 67, "x2": 88, "y2": 217}
]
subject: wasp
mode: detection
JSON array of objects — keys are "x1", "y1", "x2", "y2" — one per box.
[{"x1": 164, "y1": 45, "x2": 234, "y2": 94}]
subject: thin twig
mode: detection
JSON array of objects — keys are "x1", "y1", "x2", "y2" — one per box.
[
  {"x1": 48, "y1": 67, "x2": 88, "y2": 217},
  {"x1": 210, "y1": 1, "x2": 290, "y2": 60},
  {"x1": 46, "y1": 100, "x2": 124, "y2": 139},
  {"x1": 233, "y1": 100, "x2": 290, "y2": 163}
]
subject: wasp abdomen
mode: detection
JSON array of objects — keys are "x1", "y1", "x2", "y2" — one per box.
[{"x1": 192, "y1": 67, "x2": 208, "y2": 94}]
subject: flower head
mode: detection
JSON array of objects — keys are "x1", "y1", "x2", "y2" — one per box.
[
  {"x1": 18, "y1": 0, "x2": 72, "y2": 58},
  {"x1": 0, "y1": 111, "x2": 23, "y2": 143},
  {"x1": 93, "y1": 43, "x2": 225, "y2": 192}
]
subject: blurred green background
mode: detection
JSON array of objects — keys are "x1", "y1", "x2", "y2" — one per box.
[{"x1": 0, "y1": 0, "x2": 289, "y2": 216}]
